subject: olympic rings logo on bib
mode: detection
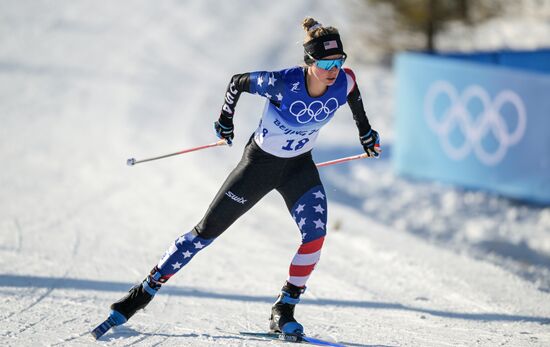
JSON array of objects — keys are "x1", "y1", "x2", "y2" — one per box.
[{"x1": 289, "y1": 98, "x2": 339, "y2": 124}]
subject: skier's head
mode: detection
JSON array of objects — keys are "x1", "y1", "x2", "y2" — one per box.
[{"x1": 302, "y1": 17, "x2": 346, "y2": 86}]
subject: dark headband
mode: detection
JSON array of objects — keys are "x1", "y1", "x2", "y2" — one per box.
[{"x1": 303, "y1": 33, "x2": 345, "y2": 63}]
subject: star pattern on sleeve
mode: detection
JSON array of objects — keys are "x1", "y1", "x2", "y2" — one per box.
[
  {"x1": 268, "y1": 74, "x2": 277, "y2": 86},
  {"x1": 253, "y1": 71, "x2": 283, "y2": 102},
  {"x1": 313, "y1": 204, "x2": 325, "y2": 214}
]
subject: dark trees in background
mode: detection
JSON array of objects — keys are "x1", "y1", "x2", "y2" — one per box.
[{"x1": 369, "y1": 0, "x2": 504, "y2": 52}]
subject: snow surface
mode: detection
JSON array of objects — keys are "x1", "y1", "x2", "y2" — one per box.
[{"x1": 1, "y1": 1, "x2": 549, "y2": 346}]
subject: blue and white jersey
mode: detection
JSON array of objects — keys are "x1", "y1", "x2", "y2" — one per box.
[{"x1": 248, "y1": 67, "x2": 353, "y2": 158}]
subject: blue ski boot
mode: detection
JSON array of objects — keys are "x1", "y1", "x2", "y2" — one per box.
[
  {"x1": 91, "y1": 266, "x2": 163, "y2": 339},
  {"x1": 269, "y1": 282, "x2": 306, "y2": 335},
  {"x1": 109, "y1": 282, "x2": 154, "y2": 320}
]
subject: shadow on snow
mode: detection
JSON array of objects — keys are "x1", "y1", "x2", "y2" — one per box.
[{"x1": 1, "y1": 274, "x2": 549, "y2": 325}]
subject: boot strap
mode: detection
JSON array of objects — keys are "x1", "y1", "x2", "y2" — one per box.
[{"x1": 280, "y1": 291, "x2": 300, "y2": 305}]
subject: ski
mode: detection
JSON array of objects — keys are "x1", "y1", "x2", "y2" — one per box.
[
  {"x1": 90, "y1": 310, "x2": 127, "y2": 340},
  {"x1": 90, "y1": 317, "x2": 115, "y2": 340},
  {"x1": 239, "y1": 331, "x2": 346, "y2": 347}
]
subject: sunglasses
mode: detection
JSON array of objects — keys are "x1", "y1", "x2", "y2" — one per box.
[{"x1": 312, "y1": 54, "x2": 347, "y2": 70}]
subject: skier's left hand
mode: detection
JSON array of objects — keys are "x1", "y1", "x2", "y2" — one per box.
[{"x1": 360, "y1": 129, "x2": 381, "y2": 158}]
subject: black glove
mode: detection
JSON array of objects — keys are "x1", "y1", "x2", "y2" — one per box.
[
  {"x1": 360, "y1": 129, "x2": 381, "y2": 158},
  {"x1": 214, "y1": 118, "x2": 234, "y2": 145}
]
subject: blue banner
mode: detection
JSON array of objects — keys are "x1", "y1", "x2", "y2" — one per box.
[
  {"x1": 438, "y1": 49, "x2": 550, "y2": 74},
  {"x1": 394, "y1": 53, "x2": 550, "y2": 205}
]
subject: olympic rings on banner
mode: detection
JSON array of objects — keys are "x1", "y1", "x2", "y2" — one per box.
[{"x1": 424, "y1": 81, "x2": 526, "y2": 166}]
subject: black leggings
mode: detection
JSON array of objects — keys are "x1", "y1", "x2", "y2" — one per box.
[{"x1": 193, "y1": 138, "x2": 323, "y2": 239}]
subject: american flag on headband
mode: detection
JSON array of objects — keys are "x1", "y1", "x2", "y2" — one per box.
[{"x1": 324, "y1": 40, "x2": 338, "y2": 50}]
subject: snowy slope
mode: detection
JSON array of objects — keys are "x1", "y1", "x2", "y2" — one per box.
[{"x1": 1, "y1": 1, "x2": 549, "y2": 346}]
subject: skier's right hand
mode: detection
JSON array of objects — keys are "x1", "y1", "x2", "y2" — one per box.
[{"x1": 214, "y1": 118, "x2": 234, "y2": 145}]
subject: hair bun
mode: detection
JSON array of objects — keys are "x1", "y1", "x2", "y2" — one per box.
[{"x1": 302, "y1": 17, "x2": 323, "y2": 33}]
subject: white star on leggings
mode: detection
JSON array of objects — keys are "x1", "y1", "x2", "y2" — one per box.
[
  {"x1": 295, "y1": 204, "x2": 305, "y2": 214},
  {"x1": 313, "y1": 204, "x2": 325, "y2": 214},
  {"x1": 313, "y1": 219, "x2": 325, "y2": 230},
  {"x1": 313, "y1": 191, "x2": 325, "y2": 199},
  {"x1": 298, "y1": 217, "x2": 307, "y2": 230},
  {"x1": 182, "y1": 250, "x2": 193, "y2": 258}
]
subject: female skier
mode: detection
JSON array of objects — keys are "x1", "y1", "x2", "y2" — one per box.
[{"x1": 97, "y1": 17, "x2": 380, "y2": 337}]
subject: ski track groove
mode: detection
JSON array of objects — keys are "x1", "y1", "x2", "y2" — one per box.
[
  {"x1": 19, "y1": 182, "x2": 122, "y2": 237},
  {"x1": 0, "y1": 218, "x2": 22, "y2": 253},
  {"x1": 122, "y1": 323, "x2": 168, "y2": 347},
  {"x1": 0, "y1": 219, "x2": 82, "y2": 325},
  {"x1": 215, "y1": 330, "x2": 276, "y2": 347},
  {"x1": 48, "y1": 307, "x2": 105, "y2": 346},
  {"x1": 13, "y1": 217, "x2": 22, "y2": 253},
  {"x1": 0, "y1": 269, "x2": 71, "y2": 323},
  {"x1": 290, "y1": 287, "x2": 342, "y2": 343},
  {"x1": 122, "y1": 291, "x2": 174, "y2": 347},
  {"x1": 16, "y1": 315, "x2": 49, "y2": 335},
  {"x1": 244, "y1": 301, "x2": 252, "y2": 333},
  {"x1": 148, "y1": 336, "x2": 171, "y2": 347},
  {"x1": 1, "y1": 181, "x2": 122, "y2": 326},
  {"x1": 49, "y1": 331, "x2": 91, "y2": 346}
]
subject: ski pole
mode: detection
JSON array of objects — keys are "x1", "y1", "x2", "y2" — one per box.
[
  {"x1": 315, "y1": 149, "x2": 380, "y2": 168},
  {"x1": 127, "y1": 139, "x2": 229, "y2": 166}
]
